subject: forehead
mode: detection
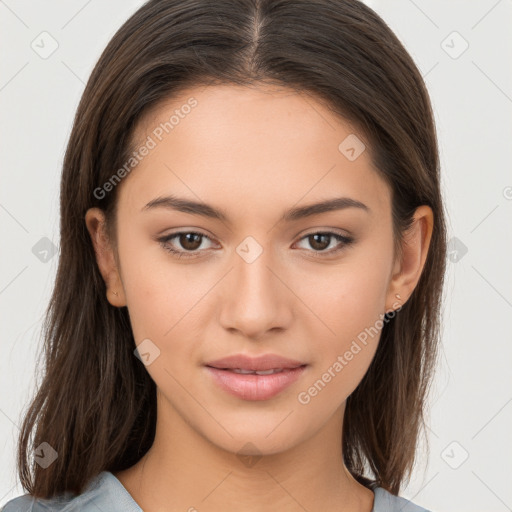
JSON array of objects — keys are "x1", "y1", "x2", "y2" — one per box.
[{"x1": 121, "y1": 83, "x2": 392, "y2": 220}]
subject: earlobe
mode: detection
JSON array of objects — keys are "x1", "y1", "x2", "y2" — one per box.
[
  {"x1": 385, "y1": 205, "x2": 434, "y2": 312},
  {"x1": 85, "y1": 207, "x2": 127, "y2": 307},
  {"x1": 104, "y1": 269, "x2": 127, "y2": 307}
]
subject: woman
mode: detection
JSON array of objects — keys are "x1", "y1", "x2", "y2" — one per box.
[{"x1": 3, "y1": 1, "x2": 446, "y2": 510}]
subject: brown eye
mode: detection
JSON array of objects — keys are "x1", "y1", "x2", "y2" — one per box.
[
  {"x1": 307, "y1": 233, "x2": 331, "y2": 251},
  {"x1": 158, "y1": 231, "x2": 215, "y2": 259},
  {"x1": 178, "y1": 232, "x2": 203, "y2": 251},
  {"x1": 295, "y1": 231, "x2": 354, "y2": 256}
]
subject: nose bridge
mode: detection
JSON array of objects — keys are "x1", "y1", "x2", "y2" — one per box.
[
  {"x1": 218, "y1": 235, "x2": 290, "y2": 337},
  {"x1": 235, "y1": 236, "x2": 275, "y2": 294}
]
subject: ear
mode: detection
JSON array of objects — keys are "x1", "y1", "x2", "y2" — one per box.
[
  {"x1": 85, "y1": 207, "x2": 127, "y2": 307},
  {"x1": 385, "y1": 205, "x2": 434, "y2": 313}
]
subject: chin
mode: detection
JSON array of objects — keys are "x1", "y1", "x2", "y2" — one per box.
[{"x1": 198, "y1": 419, "x2": 308, "y2": 459}]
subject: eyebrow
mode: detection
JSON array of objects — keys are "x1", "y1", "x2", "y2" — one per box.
[{"x1": 141, "y1": 194, "x2": 370, "y2": 223}]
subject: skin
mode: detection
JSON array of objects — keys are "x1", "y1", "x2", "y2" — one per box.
[{"x1": 86, "y1": 83, "x2": 433, "y2": 512}]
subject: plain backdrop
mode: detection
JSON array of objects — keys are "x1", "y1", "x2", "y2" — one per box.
[{"x1": 1, "y1": 1, "x2": 511, "y2": 511}]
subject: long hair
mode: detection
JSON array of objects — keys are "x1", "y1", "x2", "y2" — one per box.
[{"x1": 16, "y1": 0, "x2": 447, "y2": 498}]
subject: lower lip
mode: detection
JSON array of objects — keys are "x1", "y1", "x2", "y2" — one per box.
[{"x1": 205, "y1": 365, "x2": 307, "y2": 401}]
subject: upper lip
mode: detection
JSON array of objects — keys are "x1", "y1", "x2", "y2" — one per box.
[{"x1": 205, "y1": 354, "x2": 307, "y2": 371}]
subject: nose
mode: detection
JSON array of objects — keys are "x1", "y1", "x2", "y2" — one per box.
[{"x1": 218, "y1": 241, "x2": 293, "y2": 340}]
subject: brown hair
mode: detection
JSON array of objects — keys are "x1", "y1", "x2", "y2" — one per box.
[{"x1": 16, "y1": 0, "x2": 447, "y2": 498}]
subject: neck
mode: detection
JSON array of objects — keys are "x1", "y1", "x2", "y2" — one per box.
[{"x1": 115, "y1": 400, "x2": 374, "y2": 512}]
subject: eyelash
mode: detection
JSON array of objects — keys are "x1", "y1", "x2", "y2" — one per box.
[{"x1": 157, "y1": 230, "x2": 354, "y2": 260}]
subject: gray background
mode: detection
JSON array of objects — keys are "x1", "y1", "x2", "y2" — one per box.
[{"x1": 1, "y1": 1, "x2": 511, "y2": 510}]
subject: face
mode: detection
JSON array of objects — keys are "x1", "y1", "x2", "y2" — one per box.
[{"x1": 87, "y1": 83, "x2": 422, "y2": 457}]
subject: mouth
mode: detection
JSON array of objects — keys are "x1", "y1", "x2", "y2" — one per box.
[
  {"x1": 204, "y1": 354, "x2": 308, "y2": 401},
  {"x1": 210, "y1": 367, "x2": 295, "y2": 375},
  {"x1": 205, "y1": 353, "x2": 307, "y2": 372}
]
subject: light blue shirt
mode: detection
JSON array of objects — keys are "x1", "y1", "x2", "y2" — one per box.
[{"x1": 1, "y1": 471, "x2": 431, "y2": 511}]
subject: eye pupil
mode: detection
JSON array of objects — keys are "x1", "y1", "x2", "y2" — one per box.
[
  {"x1": 180, "y1": 233, "x2": 202, "y2": 250},
  {"x1": 309, "y1": 233, "x2": 330, "y2": 251}
]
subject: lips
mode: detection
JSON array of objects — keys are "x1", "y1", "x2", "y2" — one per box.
[
  {"x1": 205, "y1": 353, "x2": 306, "y2": 372},
  {"x1": 228, "y1": 368, "x2": 285, "y2": 375},
  {"x1": 204, "y1": 353, "x2": 308, "y2": 400}
]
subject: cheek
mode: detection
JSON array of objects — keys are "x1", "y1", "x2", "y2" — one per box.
[
  {"x1": 116, "y1": 229, "x2": 182, "y2": 342},
  {"x1": 118, "y1": 234, "x2": 214, "y2": 369},
  {"x1": 303, "y1": 256, "x2": 390, "y2": 339},
  {"x1": 294, "y1": 279, "x2": 384, "y2": 412},
  {"x1": 293, "y1": 251, "x2": 390, "y2": 392}
]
